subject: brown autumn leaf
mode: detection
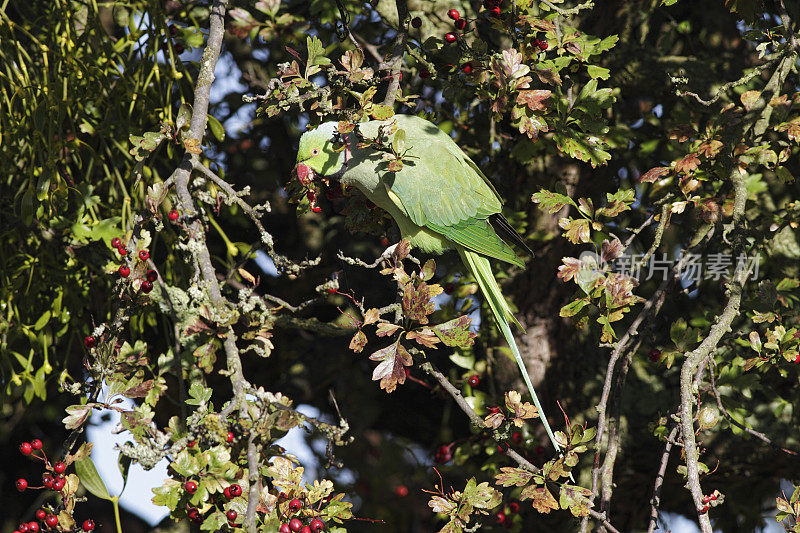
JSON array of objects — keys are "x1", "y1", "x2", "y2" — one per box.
[
  {"x1": 369, "y1": 340, "x2": 413, "y2": 393},
  {"x1": 674, "y1": 153, "x2": 700, "y2": 174},
  {"x1": 516, "y1": 89, "x2": 552, "y2": 111},
  {"x1": 639, "y1": 166, "x2": 670, "y2": 183}
]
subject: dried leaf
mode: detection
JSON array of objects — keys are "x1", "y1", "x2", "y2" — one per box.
[
  {"x1": 349, "y1": 330, "x2": 368, "y2": 353},
  {"x1": 639, "y1": 166, "x2": 670, "y2": 183},
  {"x1": 369, "y1": 340, "x2": 413, "y2": 392}
]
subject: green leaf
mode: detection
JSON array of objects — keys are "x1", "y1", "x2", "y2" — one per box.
[
  {"x1": 187, "y1": 382, "x2": 212, "y2": 405},
  {"x1": 75, "y1": 457, "x2": 112, "y2": 500},
  {"x1": 531, "y1": 189, "x2": 577, "y2": 213},
  {"x1": 586, "y1": 65, "x2": 610, "y2": 79},
  {"x1": 560, "y1": 298, "x2": 589, "y2": 317},
  {"x1": 432, "y1": 316, "x2": 477, "y2": 348}
]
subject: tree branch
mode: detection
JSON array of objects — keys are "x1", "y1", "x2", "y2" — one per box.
[
  {"x1": 647, "y1": 423, "x2": 680, "y2": 533},
  {"x1": 380, "y1": 0, "x2": 408, "y2": 107}
]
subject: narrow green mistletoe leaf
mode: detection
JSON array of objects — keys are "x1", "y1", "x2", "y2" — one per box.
[{"x1": 75, "y1": 457, "x2": 112, "y2": 500}]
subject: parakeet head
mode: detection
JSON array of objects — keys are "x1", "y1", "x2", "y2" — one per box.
[{"x1": 295, "y1": 122, "x2": 345, "y2": 185}]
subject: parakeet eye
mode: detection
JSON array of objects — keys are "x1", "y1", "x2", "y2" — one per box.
[{"x1": 312, "y1": 148, "x2": 320, "y2": 155}]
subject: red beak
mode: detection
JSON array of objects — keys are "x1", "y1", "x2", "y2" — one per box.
[{"x1": 296, "y1": 163, "x2": 314, "y2": 186}]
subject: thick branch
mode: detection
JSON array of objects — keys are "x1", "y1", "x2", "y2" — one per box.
[{"x1": 381, "y1": 0, "x2": 408, "y2": 107}]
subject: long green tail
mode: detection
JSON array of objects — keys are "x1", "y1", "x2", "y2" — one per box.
[{"x1": 458, "y1": 247, "x2": 561, "y2": 454}]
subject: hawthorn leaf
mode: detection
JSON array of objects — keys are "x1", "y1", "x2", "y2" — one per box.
[
  {"x1": 495, "y1": 467, "x2": 534, "y2": 487},
  {"x1": 432, "y1": 316, "x2": 477, "y2": 347},
  {"x1": 522, "y1": 485, "x2": 559, "y2": 513},
  {"x1": 369, "y1": 340, "x2": 412, "y2": 392}
]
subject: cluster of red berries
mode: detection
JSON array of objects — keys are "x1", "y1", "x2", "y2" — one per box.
[
  {"x1": 277, "y1": 496, "x2": 326, "y2": 533},
  {"x1": 434, "y1": 444, "x2": 452, "y2": 464},
  {"x1": 532, "y1": 37, "x2": 549, "y2": 50},
  {"x1": 186, "y1": 483, "x2": 243, "y2": 526},
  {"x1": 494, "y1": 500, "x2": 520, "y2": 528},
  {"x1": 14, "y1": 440, "x2": 95, "y2": 532},
  {"x1": 112, "y1": 237, "x2": 158, "y2": 293},
  {"x1": 483, "y1": 0, "x2": 503, "y2": 18}
]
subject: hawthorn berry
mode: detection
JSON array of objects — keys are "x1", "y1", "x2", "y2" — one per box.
[
  {"x1": 45, "y1": 516, "x2": 58, "y2": 528},
  {"x1": 795, "y1": 353, "x2": 800, "y2": 364},
  {"x1": 84, "y1": 335, "x2": 96, "y2": 349},
  {"x1": 168, "y1": 209, "x2": 180, "y2": 222},
  {"x1": 43, "y1": 475, "x2": 55, "y2": 489},
  {"x1": 16, "y1": 478, "x2": 28, "y2": 491},
  {"x1": 188, "y1": 508, "x2": 202, "y2": 524},
  {"x1": 444, "y1": 32, "x2": 457, "y2": 43},
  {"x1": 138, "y1": 250, "x2": 150, "y2": 261},
  {"x1": 411, "y1": 16, "x2": 422, "y2": 28},
  {"x1": 420, "y1": 68, "x2": 430, "y2": 78},
  {"x1": 36, "y1": 510, "x2": 46, "y2": 520},
  {"x1": 184, "y1": 480, "x2": 197, "y2": 494},
  {"x1": 141, "y1": 280, "x2": 154, "y2": 293},
  {"x1": 289, "y1": 498, "x2": 303, "y2": 512},
  {"x1": 495, "y1": 511, "x2": 507, "y2": 524},
  {"x1": 395, "y1": 485, "x2": 409, "y2": 497},
  {"x1": 461, "y1": 62, "x2": 474, "y2": 74},
  {"x1": 311, "y1": 206, "x2": 322, "y2": 213},
  {"x1": 146, "y1": 269, "x2": 158, "y2": 282},
  {"x1": 279, "y1": 524, "x2": 292, "y2": 533},
  {"x1": 28, "y1": 523, "x2": 40, "y2": 533},
  {"x1": 53, "y1": 477, "x2": 66, "y2": 491},
  {"x1": 538, "y1": 40, "x2": 549, "y2": 50},
  {"x1": 226, "y1": 431, "x2": 235, "y2": 443},
  {"x1": 300, "y1": 527, "x2": 312, "y2": 533},
  {"x1": 187, "y1": 440, "x2": 196, "y2": 448},
  {"x1": 54, "y1": 462, "x2": 66, "y2": 474},
  {"x1": 111, "y1": 237, "x2": 122, "y2": 248},
  {"x1": 310, "y1": 518, "x2": 325, "y2": 532},
  {"x1": 118, "y1": 264, "x2": 131, "y2": 277},
  {"x1": 434, "y1": 444, "x2": 452, "y2": 463},
  {"x1": 18, "y1": 524, "x2": 29, "y2": 533},
  {"x1": 223, "y1": 486, "x2": 232, "y2": 499},
  {"x1": 455, "y1": 18, "x2": 467, "y2": 30},
  {"x1": 31, "y1": 439, "x2": 43, "y2": 450},
  {"x1": 289, "y1": 518, "x2": 303, "y2": 532},
  {"x1": 20, "y1": 442, "x2": 32, "y2": 455},
  {"x1": 447, "y1": 9, "x2": 460, "y2": 20},
  {"x1": 467, "y1": 374, "x2": 480, "y2": 387},
  {"x1": 117, "y1": 246, "x2": 127, "y2": 256},
  {"x1": 226, "y1": 510, "x2": 237, "y2": 522},
  {"x1": 229, "y1": 484, "x2": 242, "y2": 497},
  {"x1": 509, "y1": 501, "x2": 520, "y2": 514}
]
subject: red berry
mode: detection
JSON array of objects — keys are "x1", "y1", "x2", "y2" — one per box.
[
  {"x1": 395, "y1": 485, "x2": 409, "y2": 497},
  {"x1": 84, "y1": 335, "x2": 96, "y2": 349},
  {"x1": 223, "y1": 486, "x2": 232, "y2": 499},
  {"x1": 36, "y1": 510, "x2": 46, "y2": 520},
  {"x1": 226, "y1": 431, "x2": 234, "y2": 443},
  {"x1": 311, "y1": 206, "x2": 322, "y2": 213},
  {"x1": 20, "y1": 442, "x2": 32, "y2": 455},
  {"x1": 16, "y1": 478, "x2": 28, "y2": 491},
  {"x1": 31, "y1": 439, "x2": 42, "y2": 450},
  {"x1": 280, "y1": 525, "x2": 292, "y2": 533},
  {"x1": 420, "y1": 68, "x2": 430, "y2": 78},
  {"x1": 118, "y1": 264, "x2": 131, "y2": 277},
  {"x1": 111, "y1": 237, "x2": 121, "y2": 248},
  {"x1": 229, "y1": 484, "x2": 242, "y2": 497},
  {"x1": 455, "y1": 18, "x2": 467, "y2": 30},
  {"x1": 187, "y1": 440, "x2": 196, "y2": 448},
  {"x1": 175, "y1": 43, "x2": 185, "y2": 54},
  {"x1": 444, "y1": 32, "x2": 457, "y2": 43},
  {"x1": 54, "y1": 462, "x2": 66, "y2": 474},
  {"x1": 188, "y1": 508, "x2": 200, "y2": 520},
  {"x1": 509, "y1": 501, "x2": 520, "y2": 513},
  {"x1": 117, "y1": 246, "x2": 127, "y2": 256},
  {"x1": 300, "y1": 527, "x2": 311, "y2": 533},
  {"x1": 310, "y1": 518, "x2": 324, "y2": 532},
  {"x1": 53, "y1": 477, "x2": 66, "y2": 491},
  {"x1": 495, "y1": 511, "x2": 507, "y2": 524},
  {"x1": 289, "y1": 518, "x2": 303, "y2": 532},
  {"x1": 289, "y1": 498, "x2": 303, "y2": 512},
  {"x1": 184, "y1": 481, "x2": 197, "y2": 494},
  {"x1": 138, "y1": 250, "x2": 150, "y2": 261},
  {"x1": 28, "y1": 524, "x2": 40, "y2": 533},
  {"x1": 447, "y1": 9, "x2": 460, "y2": 20},
  {"x1": 467, "y1": 374, "x2": 480, "y2": 387},
  {"x1": 461, "y1": 62, "x2": 474, "y2": 74},
  {"x1": 141, "y1": 280, "x2": 154, "y2": 293},
  {"x1": 226, "y1": 510, "x2": 237, "y2": 522},
  {"x1": 43, "y1": 475, "x2": 55, "y2": 489},
  {"x1": 794, "y1": 353, "x2": 800, "y2": 363},
  {"x1": 168, "y1": 209, "x2": 180, "y2": 222},
  {"x1": 511, "y1": 431, "x2": 522, "y2": 444},
  {"x1": 538, "y1": 40, "x2": 549, "y2": 50},
  {"x1": 19, "y1": 524, "x2": 29, "y2": 533},
  {"x1": 146, "y1": 269, "x2": 158, "y2": 282},
  {"x1": 45, "y1": 515, "x2": 58, "y2": 528},
  {"x1": 411, "y1": 17, "x2": 422, "y2": 28},
  {"x1": 490, "y1": 6, "x2": 501, "y2": 16}
]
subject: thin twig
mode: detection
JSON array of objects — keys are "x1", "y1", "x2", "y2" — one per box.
[
  {"x1": 381, "y1": 0, "x2": 408, "y2": 108},
  {"x1": 647, "y1": 424, "x2": 680, "y2": 533}
]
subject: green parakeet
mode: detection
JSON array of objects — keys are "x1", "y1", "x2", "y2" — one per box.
[{"x1": 295, "y1": 115, "x2": 560, "y2": 453}]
